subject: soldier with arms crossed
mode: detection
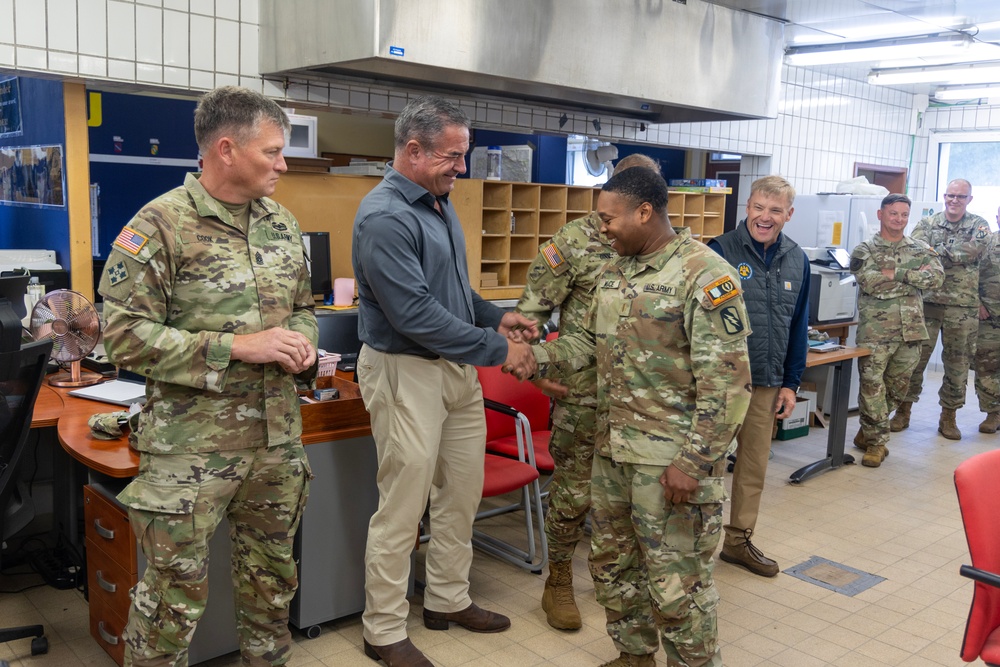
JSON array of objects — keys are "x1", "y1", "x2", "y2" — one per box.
[{"x1": 850, "y1": 193, "x2": 944, "y2": 467}]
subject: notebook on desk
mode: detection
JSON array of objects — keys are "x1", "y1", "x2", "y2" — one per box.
[{"x1": 69, "y1": 379, "x2": 147, "y2": 407}]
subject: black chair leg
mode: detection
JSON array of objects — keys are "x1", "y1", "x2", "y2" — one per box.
[{"x1": 0, "y1": 624, "x2": 48, "y2": 656}]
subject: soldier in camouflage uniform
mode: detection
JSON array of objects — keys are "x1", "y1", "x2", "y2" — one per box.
[
  {"x1": 849, "y1": 194, "x2": 944, "y2": 467},
  {"x1": 99, "y1": 86, "x2": 318, "y2": 667},
  {"x1": 976, "y1": 222, "x2": 1000, "y2": 434},
  {"x1": 516, "y1": 153, "x2": 660, "y2": 631},
  {"x1": 895, "y1": 179, "x2": 992, "y2": 440},
  {"x1": 532, "y1": 167, "x2": 751, "y2": 667}
]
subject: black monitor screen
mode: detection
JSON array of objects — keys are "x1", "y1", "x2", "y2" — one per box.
[
  {"x1": 302, "y1": 231, "x2": 332, "y2": 297},
  {"x1": 0, "y1": 274, "x2": 30, "y2": 320}
]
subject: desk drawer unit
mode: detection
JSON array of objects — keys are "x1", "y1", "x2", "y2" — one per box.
[{"x1": 84, "y1": 484, "x2": 137, "y2": 666}]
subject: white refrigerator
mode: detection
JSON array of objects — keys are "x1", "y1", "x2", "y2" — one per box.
[{"x1": 782, "y1": 194, "x2": 942, "y2": 413}]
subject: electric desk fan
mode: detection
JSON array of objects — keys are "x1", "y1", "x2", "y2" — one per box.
[{"x1": 29, "y1": 289, "x2": 102, "y2": 387}]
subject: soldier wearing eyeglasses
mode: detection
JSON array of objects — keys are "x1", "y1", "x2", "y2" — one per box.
[{"x1": 892, "y1": 179, "x2": 993, "y2": 440}]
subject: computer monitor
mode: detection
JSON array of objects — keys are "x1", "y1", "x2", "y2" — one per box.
[
  {"x1": 302, "y1": 231, "x2": 332, "y2": 298},
  {"x1": 0, "y1": 274, "x2": 30, "y2": 352}
]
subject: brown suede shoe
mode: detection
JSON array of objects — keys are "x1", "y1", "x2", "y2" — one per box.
[
  {"x1": 720, "y1": 529, "x2": 779, "y2": 577},
  {"x1": 423, "y1": 603, "x2": 511, "y2": 633},
  {"x1": 363, "y1": 638, "x2": 434, "y2": 666}
]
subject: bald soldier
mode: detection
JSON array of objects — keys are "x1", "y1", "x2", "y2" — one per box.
[
  {"x1": 530, "y1": 167, "x2": 751, "y2": 667},
  {"x1": 893, "y1": 178, "x2": 992, "y2": 439},
  {"x1": 515, "y1": 153, "x2": 661, "y2": 631}
]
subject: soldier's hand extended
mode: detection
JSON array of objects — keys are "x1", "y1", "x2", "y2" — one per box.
[
  {"x1": 880, "y1": 267, "x2": 895, "y2": 280},
  {"x1": 773, "y1": 387, "x2": 797, "y2": 417},
  {"x1": 231, "y1": 328, "x2": 316, "y2": 374},
  {"x1": 533, "y1": 378, "x2": 569, "y2": 399},
  {"x1": 660, "y1": 464, "x2": 698, "y2": 504},
  {"x1": 501, "y1": 340, "x2": 537, "y2": 380},
  {"x1": 499, "y1": 312, "x2": 539, "y2": 342}
]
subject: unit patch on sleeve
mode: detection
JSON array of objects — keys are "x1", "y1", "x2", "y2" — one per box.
[
  {"x1": 114, "y1": 228, "x2": 149, "y2": 255},
  {"x1": 719, "y1": 305, "x2": 746, "y2": 335},
  {"x1": 702, "y1": 275, "x2": 740, "y2": 307},
  {"x1": 541, "y1": 241, "x2": 567, "y2": 272},
  {"x1": 105, "y1": 260, "x2": 129, "y2": 286}
]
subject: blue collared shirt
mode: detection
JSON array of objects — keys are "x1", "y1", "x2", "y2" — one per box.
[{"x1": 352, "y1": 164, "x2": 508, "y2": 365}]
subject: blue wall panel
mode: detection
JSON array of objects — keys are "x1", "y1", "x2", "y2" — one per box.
[{"x1": 0, "y1": 77, "x2": 70, "y2": 267}]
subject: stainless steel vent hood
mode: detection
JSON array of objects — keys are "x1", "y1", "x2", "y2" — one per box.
[{"x1": 259, "y1": 0, "x2": 783, "y2": 124}]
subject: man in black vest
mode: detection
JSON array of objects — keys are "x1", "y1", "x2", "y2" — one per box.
[{"x1": 708, "y1": 175, "x2": 810, "y2": 577}]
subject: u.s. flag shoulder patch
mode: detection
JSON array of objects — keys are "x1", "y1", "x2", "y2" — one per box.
[
  {"x1": 114, "y1": 228, "x2": 149, "y2": 255},
  {"x1": 541, "y1": 241, "x2": 569, "y2": 275},
  {"x1": 702, "y1": 275, "x2": 740, "y2": 307}
]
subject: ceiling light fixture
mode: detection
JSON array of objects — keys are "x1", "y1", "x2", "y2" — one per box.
[
  {"x1": 785, "y1": 33, "x2": 973, "y2": 67},
  {"x1": 933, "y1": 84, "x2": 1000, "y2": 101},
  {"x1": 868, "y1": 60, "x2": 1000, "y2": 85}
]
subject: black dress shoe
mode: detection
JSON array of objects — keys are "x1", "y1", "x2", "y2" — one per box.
[
  {"x1": 363, "y1": 638, "x2": 434, "y2": 666},
  {"x1": 423, "y1": 603, "x2": 511, "y2": 633}
]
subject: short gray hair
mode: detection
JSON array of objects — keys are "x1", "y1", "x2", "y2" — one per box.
[
  {"x1": 194, "y1": 86, "x2": 290, "y2": 154},
  {"x1": 394, "y1": 96, "x2": 470, "y2": 150}
]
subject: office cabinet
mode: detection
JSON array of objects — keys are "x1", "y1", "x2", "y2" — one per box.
[{"x1": 667, "y1": 191, "x2": 726, "y2": 243}]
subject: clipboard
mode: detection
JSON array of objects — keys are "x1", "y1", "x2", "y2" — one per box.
[{"x1": 69, "y1": 379, "x2": 147, "y2": 407}]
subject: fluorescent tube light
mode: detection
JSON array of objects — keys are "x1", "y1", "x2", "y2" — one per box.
[
  {"x1": 933, "y1": 84, "x2": 1000, "y2": 100},
  {"x1": 786, "y1": 33, "x2": 973, "y2": 67},
  {"x1": 868, "y1": 60, "x2": 1000, "y2": 85}
]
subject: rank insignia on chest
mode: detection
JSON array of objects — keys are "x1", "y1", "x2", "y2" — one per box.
[
  {"x1": 255, "y1": 251, "x2": 264, "y2": 265},
  {"x1": 703, "y1": 276, "x2": 740, "y2": 306},
  {"x1": 114, "y1": 228, "x2": 149, "y2": 255},
  {"x1": 977, "y1": 226, "x2": 989, "y2": 239},
  {"x1": 106, "y1": 261, "x2": 128, "y2": 286},
  {"x1": 541, "y1": 242, "x2": 565, "y2": 271}
]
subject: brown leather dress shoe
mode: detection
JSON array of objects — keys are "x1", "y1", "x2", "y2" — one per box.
[
  {"x1": 363, "y1": 638, "x2": 434, "y2": 666},
  {"x1": 423, "y1": 603, "x2": 511, "y2": 632}
]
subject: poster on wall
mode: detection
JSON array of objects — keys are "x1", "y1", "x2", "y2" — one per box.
[
  {"x1": 0, "y1": 77, "x2": 22, "y2": 138},
  {"x1": 0, "y1": 144, "x2": 66, "y2": 207}
]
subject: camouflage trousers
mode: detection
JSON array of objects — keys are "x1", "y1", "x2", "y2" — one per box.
[
  {"x1": 590, "y1": 454, "x2": 723, "y2": 667},
  {"x1": 545, "y1": 403, "x2": 597, "y2": 563},
  {"x1": 976, "y1": 317, "x2": 1000, "y2": 413},
  {"x1": 117, "y1": 443, "x2": 312, "y2": 667},
  {"x1": 904, "y1": 303, "x2": 979, "y2": 409},
  {"x1": 858, "y1": 340, "x2": 922, "y2": 447}
]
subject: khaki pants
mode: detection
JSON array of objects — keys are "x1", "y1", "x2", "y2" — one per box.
[
  {"x1": 358, "y1": 345, "x2": 487, "y2": 645},
  {"x1": 723, "y1": 385, "x2": 779, "y2": 548}
]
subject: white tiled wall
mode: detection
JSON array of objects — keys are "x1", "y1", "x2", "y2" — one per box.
[{"x1": 0, "y1": 0, "x2": 935, "y2": 204}]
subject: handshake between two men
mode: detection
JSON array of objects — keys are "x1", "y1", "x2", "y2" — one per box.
[{"x1": 497, "y1": 311, "x2": 540, "y2": 381}]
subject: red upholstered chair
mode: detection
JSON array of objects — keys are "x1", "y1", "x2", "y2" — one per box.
[
  {"x1": 471, "y1": 365, "x2": 552, "y2": 573},
  {"x1": 955, "y1": 449, "x2": 1000, "y2": 665},
  {"x1": 477, "y1": 365, "x2": 554, "y2": 480}
]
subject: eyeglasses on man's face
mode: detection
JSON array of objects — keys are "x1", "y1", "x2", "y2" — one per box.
[{"x1": 945, "y1": 193, "x2": 970, "y2": 200}]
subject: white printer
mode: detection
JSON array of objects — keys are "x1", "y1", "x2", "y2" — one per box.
[{"x1": 803, "y1": 247, "x2": 857, "y2": 325}]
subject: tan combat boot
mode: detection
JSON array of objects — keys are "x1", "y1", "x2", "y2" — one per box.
[
  {"x1": 541, "y1": 560, "x2": 581, "y2": 630},
  {"x1": 980, "y1": 412, "x2": 1000, "y2": 434},
  {"x1": 939, "y1": 408, "x2": 962, "y2": 440},
  {"x1": 889, "y1": 402, "x2": 912, "y2": 432},
  {"x1": 862, "y1": 444, "x2": 887, "y2": 468},
  {"x1": 598, "y1": 652, "x2": 656, "y2": 667},
  {"x1": 853, "y1": 430, "x2": 870, "y2": 453}
]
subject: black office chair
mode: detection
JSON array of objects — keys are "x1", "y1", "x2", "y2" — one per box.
[{"x1": 0, "y1": 336, "x2": 54, "y2": 663}]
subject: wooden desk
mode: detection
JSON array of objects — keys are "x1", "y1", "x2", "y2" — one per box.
[
  {"x1": 790, "y1": 346, "x2": 871, "y2": 484},
  {"x1": 31, "y1": 384, "x2": 65, "y2": 428}
]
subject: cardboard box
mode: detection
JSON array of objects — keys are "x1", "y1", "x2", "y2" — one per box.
[{"x1": 776, "y1": 397, "x2": 811, "y2": 440}]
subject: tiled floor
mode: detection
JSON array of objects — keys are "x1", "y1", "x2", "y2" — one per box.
[{"x1": 1, "y1": 371, "x2": 995, "y2": 666}]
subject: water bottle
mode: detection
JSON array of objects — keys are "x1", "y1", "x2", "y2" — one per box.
[{"x1": 486, "y1": 146, "x2": 502, "y2": 181}]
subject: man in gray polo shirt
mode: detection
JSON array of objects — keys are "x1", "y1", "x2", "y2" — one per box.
[{"x1": 352, "y1": 96, "x2": 537, "y2": 667}]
